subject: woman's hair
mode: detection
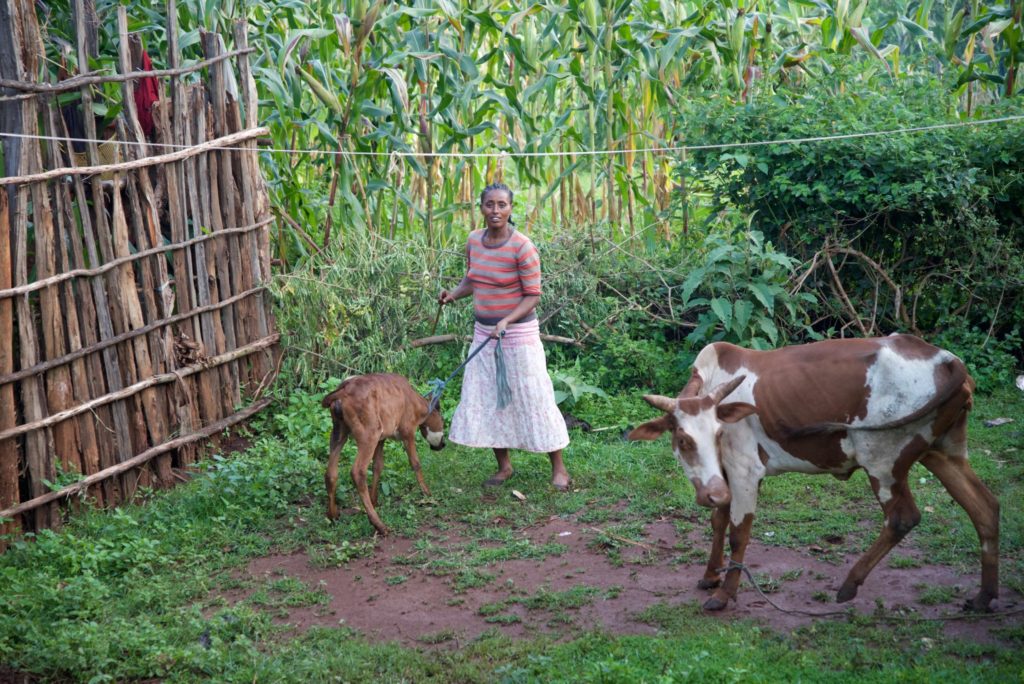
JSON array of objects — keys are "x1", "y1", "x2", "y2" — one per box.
[
  {"x1": 480, "y1": 182, "x2": 515, "y2": 225},
  {"x1": 479, "y1": 182, "x2": 513, "y2": 205}
]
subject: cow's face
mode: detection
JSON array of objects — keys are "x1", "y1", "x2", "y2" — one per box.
[
  {"x1": 627, "y1": 375, "x2": 755, "y2": 508},
  {"x1": 421, "y1": 408, "x2": 447, "y2": 451}
]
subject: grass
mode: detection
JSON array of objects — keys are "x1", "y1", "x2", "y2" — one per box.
[{"x1": 0, "y1": 386, "x2": 1021, "y2": 682}]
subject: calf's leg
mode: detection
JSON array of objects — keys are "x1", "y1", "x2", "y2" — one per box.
[
  {"x1": 698, "y1": 505, "x2": 730, "y2": 590},
  {"x1": 352, "y1": 440, "x2": 389, "y2": 535},
  {"x1": 920, "y1": 450, "x2": 999, "y2": 611},
  {"x1": 403, "y1": 438, "x2": 430, "y2": 496},
  {"x1": 369, "y1": 441, "x2": 385, "y2": 506},
  {"x1": 325, "y1": 420, "x2": 349, "y2": 521}
]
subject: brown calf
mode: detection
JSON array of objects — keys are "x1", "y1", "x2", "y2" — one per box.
[{"x1": 321, "y1": 374, "x2": 446, "y2": 535}]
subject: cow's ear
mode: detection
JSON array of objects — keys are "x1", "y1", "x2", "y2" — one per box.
[
  {"x1": 627, "y1": 415, "x2": 674, "y2": 441},
  {"x1": 717, "y1": 402, "x2": 757, "y2": 423}
]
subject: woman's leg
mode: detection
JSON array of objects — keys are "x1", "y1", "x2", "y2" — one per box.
[
  {"x1": 485, "y1": 447, "x2": 514, "y2": 486},
  {"x1": 549, "y1": 449, "x2": 570, "y2": 489}
]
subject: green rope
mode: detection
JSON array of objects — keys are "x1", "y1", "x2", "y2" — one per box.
[
  {"x1": 426, "y1": 331, "x2": 513, "y2": 412},
  {"x1": 494, "y1": 333, "x2": 512, "y2": 409}
]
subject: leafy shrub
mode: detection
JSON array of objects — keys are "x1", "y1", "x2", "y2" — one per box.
[
  {"x1": 550, "y1": 361, "x2": 608, "y2": 410},
  {"x1": 676, "y1": 61, "x2": 1024, "y2": 352},
  {"x1": 931, "y1": 323, "x2": 1023, "y2": 394},
  {"x1": 677, "y1": 225, "x2": 815, "y2": 349}
]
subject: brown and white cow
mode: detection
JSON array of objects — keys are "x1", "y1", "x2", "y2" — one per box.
[
  {"x1": 322, "y1": 374, "x2": 446, "y2": 535},
  {"x1": 628, "y1": 334, "x2": 999, "y2": 612}
]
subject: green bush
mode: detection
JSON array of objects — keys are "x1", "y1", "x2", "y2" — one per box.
[{"x1": 675, "y1": 60, "x2": 1024, "y2": 353}]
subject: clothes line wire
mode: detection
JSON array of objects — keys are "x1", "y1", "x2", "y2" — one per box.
[{"x1": 0, "y1": 114, "x2": 1022, "y2": 160}]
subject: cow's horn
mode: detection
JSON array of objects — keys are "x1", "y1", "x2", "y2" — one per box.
[
  {"x1": 678, "y1": 369, "x2": 704, "y2": 398},
  {"x1": 642, "y1": 394, "x2": 677, "y2": 412},
  {"x1": 710, "y1": 375, "x2": 746, "y2": 403}
]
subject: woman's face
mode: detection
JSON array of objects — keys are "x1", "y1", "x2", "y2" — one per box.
[{"x1": 480, "y1": 189, "x2": 512, "y2": 230}]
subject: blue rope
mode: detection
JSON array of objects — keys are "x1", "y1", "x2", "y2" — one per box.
[{"x1": 425, "y1": 331, "x2": 509, "y2": 413}]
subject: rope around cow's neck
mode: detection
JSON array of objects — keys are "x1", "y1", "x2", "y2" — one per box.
[{"x1": 426, "y1": 330, "x2": 511, "y2": 413}]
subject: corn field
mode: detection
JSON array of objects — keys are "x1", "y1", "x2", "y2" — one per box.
[{"x1": 29, "y1": 0, "x2": 1024, "y2": 267}]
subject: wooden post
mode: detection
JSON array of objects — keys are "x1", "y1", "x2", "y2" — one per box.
[
  {"x1": 232, "y1": 22, "x2": 274, "y2": 386},
  {"x1": 202, "y1": 30, "x2": 258, "y2": 394},
  {"x1": 0, "y1": 188, "x2": 20, "y2": 543},
  {"x1": 4, "y1": 0, "x2": 58, "y2": 530},
  {"x1": 165, "y1": 0, "x2": 203, "y2": 466},
  {"x1": 180, "y1": 84, "x2": 225, "y2": 425},
  {"x1": 192, "y1": 88, "x2": 241, "y2": 412},
  {"x1": 43, "y1": 104, "x2": 101, "y2": 500},
  {"x1": 74, "y1": 0, "x2": 133, "y2": 504}
]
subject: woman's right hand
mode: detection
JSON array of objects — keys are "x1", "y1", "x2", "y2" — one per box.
[{"x1": 438, "y1": 289, "x2": 455, "y2": 305}]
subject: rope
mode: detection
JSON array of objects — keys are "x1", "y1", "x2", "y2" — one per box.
[
  {"x1": 494, "y1": 335, "x2": 512, "y2": 409},
  {"x1": 425, "y1": 330, "x2": 508, "y2": 413},
  {"x1": 2, "y1": 114, "x2": 1022, "y2": 159},
  {"x1": 719, "y1": 560, "x2": 1024, "y2": 622}
]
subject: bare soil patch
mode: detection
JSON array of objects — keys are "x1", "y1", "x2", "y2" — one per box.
[{"x1": 223, "y1": 508, "x2": 1024, "y2": 649}]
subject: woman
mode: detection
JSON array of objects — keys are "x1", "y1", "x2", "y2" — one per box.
[{"x1": 438, "y1": 183, "x2": 571, "y2": 491}]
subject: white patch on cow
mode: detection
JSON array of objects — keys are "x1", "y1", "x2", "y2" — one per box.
[
  {"x1": 672, "y1": 407, "x2": 724, "y2": 488},
  {"x1": 983, "y1": 540, "x2": 996, "y2": 555},
  {"x1": 691, "y1": 346, "x2": 721, "y2": 391},
  {"x1": 425, "y1": 428, "x2": 444, "y2": 447},
  {"x1": 876, "y1": 482, "x2": 894, "y2": 504},
  {"x1": 719, "y1": 427, "x2": 765, "y2": 526},
  {"x1": 845, "y1": 422, "x2": 935, "y2": 505},
  {"x1": 856, "y1": 345, "x2": 953, "y2": 427}
]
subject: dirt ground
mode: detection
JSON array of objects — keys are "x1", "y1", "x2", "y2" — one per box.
[{"x1": 230, "y1": 512, "x2": 1024, "y2": 648}]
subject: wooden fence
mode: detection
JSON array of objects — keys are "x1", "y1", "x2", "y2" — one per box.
[{"x1": 0, "y1": 1, "x2": 280, "y2": 541}]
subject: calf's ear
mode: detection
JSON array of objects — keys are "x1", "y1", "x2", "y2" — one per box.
[
  {"x1": 717, "y1": 402, "x2": 757, "y2": 423},
  {"x1": 627, "y1": 414, "x2": 674, "y2": 441}
]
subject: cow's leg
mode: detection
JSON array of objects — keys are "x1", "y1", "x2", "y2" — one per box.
[
  {"x1": 837, "y1": 470, "x2": 920, "y2": 603},
  {"x1": 352, "y1": 439, "x2": 388, "y2": 535},
  {"x1": 920, "y1": 450, "x2": 999, "y2": 611},
  {"x1": 403, "y1": 437, "x2": 430, "y2": 497},
  {"x1": 698, "y1": 505, "x2": 730, "y2": 590},
  {"x1": 705, "y1": 513, "x2": 755, "y2": 611},
  {"x1": 369, "y1": 440, "x2": 385, "y2": 507},
  {"x1": 325, "y1": 420, "x2": 349, "y2": 521}
]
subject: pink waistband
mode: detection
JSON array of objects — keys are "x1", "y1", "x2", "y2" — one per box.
[{"x1": 472, "y1": 319, "x2": 540, "y2": 344}]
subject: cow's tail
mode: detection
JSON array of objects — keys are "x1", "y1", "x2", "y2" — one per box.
[{"x1": 787, "y1": 357, "x2": 971, "y2": 438}]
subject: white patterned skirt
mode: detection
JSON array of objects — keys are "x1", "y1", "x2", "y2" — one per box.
[{"x1": 448, "y1": 319, "x2": 570, "y2": 453}]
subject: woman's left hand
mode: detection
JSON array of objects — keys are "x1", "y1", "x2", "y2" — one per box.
[{"x1": 490, "y1": 319, "x2": 509, "y2": 339}]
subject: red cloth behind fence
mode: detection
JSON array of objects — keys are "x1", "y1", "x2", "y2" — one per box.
[{"x1": 134, "y1": 51, "x2": 160, "y2": 137}]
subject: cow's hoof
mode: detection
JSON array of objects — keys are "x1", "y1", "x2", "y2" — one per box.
[
  {"x1": 836, "y1": 583, "x2": 858, "y2": 603},
  {"x1": 703, "y1": 595, "x2": 729, "y2": 611},
  {"x1": 697, "y1": 577, "x2": 722, "y2": 590},
  {"x1": 963, "y1": 595, "x2": 994, "y2": 613}
]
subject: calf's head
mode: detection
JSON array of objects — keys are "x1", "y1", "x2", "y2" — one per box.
[
  {"x1": 421, "y1": 406, "x2": 447, "y2": 451},
  {"x1": 627, "y1": 374, "x2": 755, "y2": 508}
]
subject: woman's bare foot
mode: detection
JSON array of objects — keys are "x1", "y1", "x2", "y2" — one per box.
[{"x1": 549, "y1": 450, "x2": 570, "y2": 490}]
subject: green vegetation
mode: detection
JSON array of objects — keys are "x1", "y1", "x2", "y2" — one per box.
[
  {"x1": 6, "y1": 0, "x2": 1024, "y2": 681},
  {"x1": 1, "y1": 387, "x2": 1021, "y2": 682}
]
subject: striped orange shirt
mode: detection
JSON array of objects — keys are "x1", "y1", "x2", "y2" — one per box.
[{"x1": 466, "y1": 229, "x2": 541, "y2": 324}]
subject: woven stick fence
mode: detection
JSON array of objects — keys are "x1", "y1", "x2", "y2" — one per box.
[{"x1": 0, "y1": 0, "x2": 280, "y2": 542}]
